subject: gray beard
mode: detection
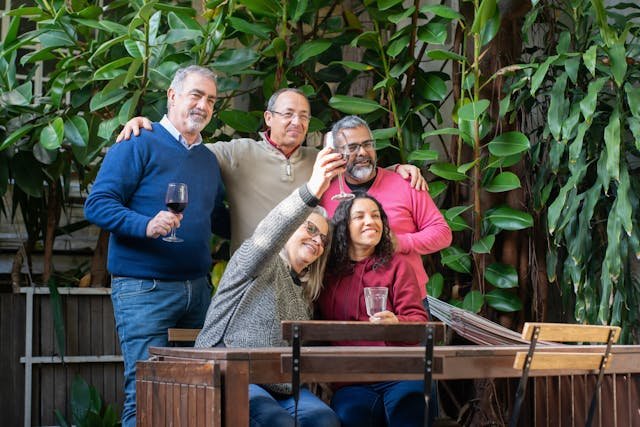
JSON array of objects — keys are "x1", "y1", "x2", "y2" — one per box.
[{"x1": 347, "y1": 162, "x2": 376, "y2": 181}]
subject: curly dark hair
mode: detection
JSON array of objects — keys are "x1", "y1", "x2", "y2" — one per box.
[{"x1": 327, "y1": 192, "x2": 394, "y2": 276}]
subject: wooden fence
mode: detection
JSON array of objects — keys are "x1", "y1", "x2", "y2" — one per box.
[{"x1": 0, "y1": 287, "x2": 124, "y2": 426}]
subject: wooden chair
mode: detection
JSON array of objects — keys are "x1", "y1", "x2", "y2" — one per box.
[
  {"x1": 282, "y1": 320, "x2": 444, "y2": 427},
  {"x1": 136, "y1": 359, "x2": 221, "y2": 427},
  {"x1": 509, "y1": 322, "x2": 621, "y2": 427}
]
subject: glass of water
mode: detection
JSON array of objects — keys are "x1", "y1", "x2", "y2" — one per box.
[{"x1": 364, "y1": 287, "x2": 388, "y2": 317}]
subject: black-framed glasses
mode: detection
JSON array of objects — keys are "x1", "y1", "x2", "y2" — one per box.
[
  {"x1": 304, "y1": 220, "x2": 328, "y2": 247},
  {"x1": 341, "y1": 139, "x2": 375, "y2": 154},
  {"x1": 269, "y1": 110, "x2": 311, "y2": 123}
]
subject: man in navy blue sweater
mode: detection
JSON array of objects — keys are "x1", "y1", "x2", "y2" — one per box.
[{"x1": 84, "y1": 65, "x2": 229, "y2": 427}]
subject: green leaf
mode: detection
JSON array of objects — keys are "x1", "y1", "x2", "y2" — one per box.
[
  {"x1": 387, "y1": 35, "x2": 411, "y2": 58},
  {"x1": 426, "y1": 49, "x2": 466, "y2": 63},
  {"x1": 218, "y1": 110, "x2": 261, "y2": 133},
  {"x1": 351, "y1": 31, "x2": 379, "y2": 50},
  {"x1": 583, "y1": 45, "x2": 597, "y2": 76},
  {"x1": 426, "y1": 273, "x2": 444, "y2": 298},
  {"x1": 487, "y1": 131, "x2": 530, "y2": 156},
  {"x1": 440, "y1": 246, "x2": 472, "y2": 274},
  {"x1": 463, "y1": 290, "x2": 484, "y2": 313},
  {"x1": 422, "y1": 127, "x2": 460, "y2": 139},
  {"x1": 427, "y1": 181, "x2": 447, "y2": 198},
  {"x1": 291, "y1": 0, "x2": 308, "y2": 22},
  {"x1": 416, "y1": 72, "x2": 448, "y2": 101},
  {"x1": 471, "y1": 0, "x2": 496, "y2": 35},
  {"x1": 164, "y1": 29, "x2": 202, "y2": 44},
  {"x1": 0, "y1": 124, "x2": 35, "y2": 151},
  {"x1": 0, "y1": 81, "x2": 32, "y2": 106},
  {"x1": 479, "y1": 7, "x2": 500, "y2": 47},
  {"x1": 239, "y1": 0, "x2": 282, "y2": 17},
  {"x1": 291, "y1": 39, "x2": 332, "y2": 67},
  {"x1": 49, "y1": 72, "x2": 67, "y2": 109},
  {"x1": 212, "y1": 48, "x2": 259, "y2": 74},
  {"x1": 90, "y1": 88, "x2": 128, "y2": 111},
  {"x1": 420, "y1": 5, "x2": 463, "y2": 20},
  {"x1": 471, "y1": 235, "x2": 495, "y2": 254},
  {"x1": 485, "y1": 263, "x2": 518, "y2": 288},
  {"x1": 329, "y1": 95, "x2": 383, "y2": 114},
  {"x1": 388, "y1": 7, "x2": 415, "y2": 24},
  {"x1": 485, "y1": 289, "x2": 522, "y2": 312},
  {"x1": 548, "y1": 74, "x2": 568, "y2": 140},
  {"x1": 563, "y1": 56, "x2": 580, "y2": 84},
  {"x1": 378, "y1": 0, "x2": 404, "y2": 10},
  {"x1": 39, "y1": 30, "x2": 75, "y2": 48},
  {"x1": 99, "y1": 20, "x2": 128, "y2": 35},
  {"x1": 372, "y1": 127, "x2": 397, "y2": 140},
  {"x1": 93, "y1": 57, "x2": 134, "y2": 80},
  {"x1": 607, "y1": 42, "x2": 627, "y2": 87},
  {"x1": 429, "y1": 163, "x2": 467, "y2": 181},
  {"x1": 485, "y1": 205, "x2": 533, "y2": 231},
  {"x1": 418, "y1": 21, "x2": 448, "y2": 45},
  {"x1": 530, "y1": 55, "x2": 558, "y2": 95},
  {"x1": 64, "y1": 116, "x2": 88, "y2": 147},
  {"x1": 625, "y1": 82, "x2": 640, "y2": 117},
  {"x1": 580, "y1": 77, "x2": 608, "y2": 122},
  {"x1": 330, "y1": 61, "x2": 374, "y2": 71},
  {"x1": 457, "y1": 99, "x2": 490, "y2": 121},
  {"x1": 604, "y1": 107, "x2": 621, "y2": 182},
  {"x1": 228, "y1": 17, "x2": 271, "y2": 39},
  {"x1": 13, "y1": 152, "x2": 44, "y2": 197},
  {"x1": 389, "y1": 60, "x2": 413, "y2": 78},
  {"x1": 89, "y1": 35, "x2": 128, "y2": 64},
  {"x1": 124, "y1": 39, "x2": 144, "y2": 58},
  {"x1": 40, "y1": 118, "x2": 64, "y2": 150},
  {"x1": 154, "y1": 2, "x2": 197, "y2": 16},
  {"x1": 5, "y1": 6, "x2": 43, "y2": 17},
  {"x1": 407, "y1": 148, "x2": 439, "y2": 162},
  {"x1": 485, "y1": 171, "x2": 521, "y2": 192},
  {"x1": 444, "y1": 205, "x2": 472, "y2": 231}
]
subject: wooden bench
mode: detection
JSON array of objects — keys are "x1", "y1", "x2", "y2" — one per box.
[
  {"x1": 509, "y1": 322, "x2": 621, "y2": 427},
  {"x1": 136, "y1": 359, "x2": 221, "y2": 427}
]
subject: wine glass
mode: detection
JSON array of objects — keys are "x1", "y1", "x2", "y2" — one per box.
[
  {"x1": 163, "y1": 183, "x2": 188, "y2": 242},
  {"x1": 324, "y1": 132, "x2": 355, "y2": 201}
]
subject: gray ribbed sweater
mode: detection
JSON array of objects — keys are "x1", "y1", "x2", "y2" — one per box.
[{"x1": 195, "y1": 185, "x2": 317, "y2": 350}]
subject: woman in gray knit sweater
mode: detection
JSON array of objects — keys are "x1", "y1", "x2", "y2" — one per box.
[{"x1": 195, "y1": 147, "x2": 341, "y2": 427}]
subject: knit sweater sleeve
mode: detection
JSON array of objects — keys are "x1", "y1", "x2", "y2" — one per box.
[
  {"x1": 225, "y1": 184, "x2": 318, "y2": 281},
  {"x1": 390, "y1": 256, "x2": 429, "y2": 322},
  {"x1": 83, "y1": 137, "x2": 151, "y2": 238}
]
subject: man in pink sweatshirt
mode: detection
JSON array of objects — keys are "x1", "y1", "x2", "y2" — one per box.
[{"x1": 320, "y1": 115, "x2": 452, "y2": 299}]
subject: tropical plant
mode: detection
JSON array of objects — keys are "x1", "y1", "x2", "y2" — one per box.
[
  {"x1": 502, "y1": 0, "x2": 640, "y2": 343},
  {"x1": 54, "y1": 375, "x2": 119, "y2": 427}
]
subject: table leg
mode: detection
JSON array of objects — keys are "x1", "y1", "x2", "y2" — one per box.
[{"x1": 222, "y1": 360, "x2": 250, "y2": 426}]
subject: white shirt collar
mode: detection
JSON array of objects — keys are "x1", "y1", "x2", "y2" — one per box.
[{"x1": 159, "y1": 115, "x2": 202, "y2": 150}]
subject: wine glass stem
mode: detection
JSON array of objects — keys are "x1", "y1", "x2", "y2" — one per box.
[
  {"x1": 170, "y1": 227, "x2": 177, "y2": 239},
  {"x1": 338, "y1": 172, "x2": 347, "y2": 194}
]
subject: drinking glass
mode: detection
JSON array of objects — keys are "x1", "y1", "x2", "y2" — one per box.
[
  {"x1": 364, "y1": 287, "x2": 388, "y2": 317},
  {"x1": 163, "y1": 182, "x2": 188, "y2": 242},
  {"x1": 324, "y1": 132, "x2": 355, "y2": 201}
]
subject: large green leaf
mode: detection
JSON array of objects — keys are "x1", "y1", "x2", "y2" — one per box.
[
  {"x1": 212, "y1": 48, "x2": 259, "y2": 74},
  {"x1": 471, "y1": 235, "x2": 495, "y2": 254},
  {"x1": 39, "y1": 30, "x2": 75, "y2": 48},
  {"x1": 422, "y1": 127, "x2": 460, "y2": 139},
  {"x1": 485, "y1": 263, "x2": 518, "y2": 288},
  {"x1": 420, "y1": 5, "x2": 463, "y2": 20},
  {"x1": 580, "y1": 77, "x2": 607, "y2": 122},
  {"x1": 463, "y1": 290, "x2": 484, "y2": 313},
  {"x1": 290, "y1": 39, "x2": 332, "y2": 67},
  {"x1": 12, "y1": 151, "x2": 45, "y2": 197},
  {"x1": 471, "y1": 0, "x2": 496, "y2": 35},
  {"x1": 485, "y1": 205, "x2": 533, "y2": 230},
  {"x1": 429, "y1": 163, "x2": 467, "y2": 181},
  {"x1": 604, "y1": 107, "x2": 620, "y2": 182},
  {"x1": 291, "y1": 0, "x2": 308, "y2": 22},
  {"x1": 487, "y1": 132, "x2": 530, "y2": 156},
  {"x1": 0, "y1": 124, "x2": 35, "y2": 151},
  {"x1": 218, "y1": 110, "x2": 261, "y2": 133},
  {"x1": 418, "y1": 21, "x2": 448, "y2": 45},
  {"x1": 407, "y1": 148, "x2": 438, "y2": 162},
  {"x1": 239, "y1": 0, "x2": 282, "y2": 17},
  {"x1": 90, "y1": 88, "x2": 128, "y2": 111},
  {"x1": 93, "y1": 58, "x2": 134, "y2": 80},
  {"x1": 164, "y1": 29, "x2": 202, "y2": 44},
  {"x1": 0, "y1": 81, "x2": 32, "y2": 106},
  {"x1": 480, "y1": 8, "x2": 501, "y2": 47},
  {"x1": 329, "y1": 95, "x2": 383, "y2": 114},
  {"x1": 64, "y1": 116, "x2": 88, "y2": 147},
  {"x1": 416, "y1": 72, "x2": 448, "y2": 101},
  {"x1": 228, "y1": 17, "x2": 271, "y2": 39},
  {"x1": 485, "y1": 289, "x2": 522, "y2": 312},
  {"x1": 426, "y1": 49, "x2": 466, "y2": 62},
  {"x1": 426, "y1": 273, "x2": 444, "y2": 298},
  {"x1": 548, "y1": 74, "x2": 568, "y2": 141},
  {"x1": 457, "y1": 99, "x2": 490, "y2": 121},
  {"x1": 583, "y1": 45, "x2": 597, "y2": 76},
  {"x1": 625, "y1": 82, "x2": 640, "y2": 118},
  {"x1": 607, "y1": 42, "x2": 627, "y2": 87},
  {"x1": 427, "y1": 181, "x2": 447, "y2": 199},
  {"x1": 377, "y1": 0, "x2": 404, "y2": 11},
  {"x1": 530, "y1": 55, "x2": 558, "y2": 94},
  {"x1": 485, "y1": 171, "x2": 521, "y2": 192},
  {"x1": 387, "y1": 35, "x2": 411, "y2": 58},
  {"x1": 440, "y1": 246, "x2": 471, "y2": 274},
  {"x1": 40, "y1": 118, "x2": 64, "y2": 150}
]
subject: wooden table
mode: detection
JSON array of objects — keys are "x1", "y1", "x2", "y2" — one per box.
[{"x1": 145, "y1": 344, "x2": 640, "y2": 426}]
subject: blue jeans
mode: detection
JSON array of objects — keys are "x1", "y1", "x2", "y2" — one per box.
[
  {"x1": 111, "y1": 276, "x2": 212, "y2": 427},
  {"x1": 331, "y1": 380, "x2": 437, "y2": 427},
  {"x1": 249, "y1": 384, "x2": 340, "y2": 427}
]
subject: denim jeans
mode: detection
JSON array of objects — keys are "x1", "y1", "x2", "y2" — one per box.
[
  {"x1": 249, "y1": 384, "x2": 340, "y2": 427},
  {"x1": 111, "y1": 276, "x2": 212, "y2": 427},
  {"x1": 331, "y1": 380, "x2": 437, "y2": 427}
]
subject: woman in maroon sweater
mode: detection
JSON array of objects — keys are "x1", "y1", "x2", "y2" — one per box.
[{"x1": 317, "y1": 193, "x2": 430, "y2": 427}]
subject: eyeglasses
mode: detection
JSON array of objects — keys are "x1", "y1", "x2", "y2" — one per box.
[
  {"x1": 269, "y1": 110, "x2": 311, "y2": 123},
  {"x1": 340, "y1": 140, "x2": 376, "y2": 154},
  {"x1": 304, "y1": 220, "x2": 328, "y2": 247}
]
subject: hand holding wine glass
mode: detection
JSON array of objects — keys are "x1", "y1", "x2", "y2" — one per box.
[
  {"x1": 324, "y1": 132, "x2": 355, "y2": 201},
  {"x1": 163, "y1": 182, "x2": 188, "y2": 242}
]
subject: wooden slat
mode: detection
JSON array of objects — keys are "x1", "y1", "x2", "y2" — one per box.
[
  {"x1": 168, "y1": 328, "x2": 200, "y2": 342},
  {"x1": 514, "y1": 352, "x2": 612, "y2": 370},
  {"x1": 281, "y1": 320, "x2": 444, "y2": 342},
  {"x1": 521, "y1": 322, "x2": 621, "y2": 343}
]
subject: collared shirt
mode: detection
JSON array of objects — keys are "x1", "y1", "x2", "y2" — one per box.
[
  {"x1": 264, "y1": 130, "x2": 300, "y2": 159},
  {"x1": 160, "y1": 115, "x2": 202, "y2": 150}
]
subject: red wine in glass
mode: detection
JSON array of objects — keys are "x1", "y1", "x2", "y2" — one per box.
[{"x1": 163, "y1": 183, "x2": 188, "y2": 242}]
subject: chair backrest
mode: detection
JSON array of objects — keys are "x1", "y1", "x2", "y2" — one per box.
[
  {"x1": 509, "y1": 322, "x2": 621, "y2": 427},
  {"x1": 281, "y1": 320, "x2": 444, "y2": 344}
]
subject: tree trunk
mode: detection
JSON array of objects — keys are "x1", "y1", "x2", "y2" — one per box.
[
  {"x1": 90, "y1": 228, "x2": 110, "y2": 287},
  {"x1": 42, "y1": 180, "x2": 62, "y2": 285}
]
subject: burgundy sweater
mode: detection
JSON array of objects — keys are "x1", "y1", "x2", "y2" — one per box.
[{"x1": 317, "y1": 254, "x2": 428, "y2": 347}]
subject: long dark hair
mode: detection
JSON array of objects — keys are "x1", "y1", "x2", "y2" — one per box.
[{"x1": 327, "y1": 192, "x2": 394, "y2": 276}]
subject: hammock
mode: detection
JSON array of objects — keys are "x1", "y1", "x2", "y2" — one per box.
[{"x1": 427, "y1": 295, "x2": 531, "y2": 345}]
